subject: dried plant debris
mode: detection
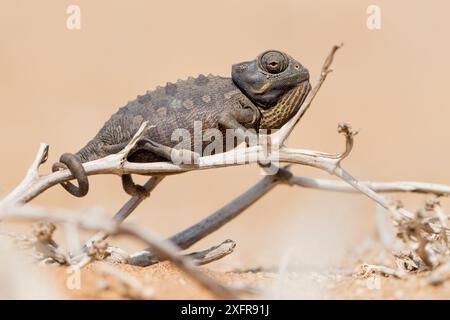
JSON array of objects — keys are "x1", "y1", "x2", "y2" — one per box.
[{"x1": 356, "y1": 198, "x2": 450, "y2": 285}]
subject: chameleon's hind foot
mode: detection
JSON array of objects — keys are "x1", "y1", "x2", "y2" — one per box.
[
  {"x1": 121, "y1": 174, "x2": 150, "y2": 197},
  {"x1": 52, "y1": 153, "x2": 89, "y2": 197},
  {"x1": 134, "y1": 138, "x2": 200, "y2": 165}
]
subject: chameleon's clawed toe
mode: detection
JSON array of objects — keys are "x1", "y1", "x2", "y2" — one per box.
[
  {"x1": 121, "y1": 174, "x2": 150, "y2": 197},
  {"x1": 52, "y1": 153, "x2": 89, "y2": 197}
]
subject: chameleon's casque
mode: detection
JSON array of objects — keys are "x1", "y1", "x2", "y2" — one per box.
[{"x1": 53, "y1": 50, "x2": 311, "y2": 197}]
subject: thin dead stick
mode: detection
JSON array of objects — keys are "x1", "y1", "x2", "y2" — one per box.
[
  {"x1": 104, "y1": 240, "x2": 237, "y2": 266},
  {"x1": 172, "y1": 172, "x2": 288, "y2": 250},
  {"x1": 186, "y1": 239, "x2": 236, "y2": 266},
  {"x1": 0, "y1": 205, "x2": 238, "y2": 299},
  {"x1": 130, "y1": 171, "x2": 284, "y2": 266},
  {"x1": 357, "y1": 263, "x2": 406, "y2": 279},
  {"x1": 82, "y1": 175, "x2": 165, "y2": 251},
  {"x1": 289, "y1": 176, "x2": 450, "y2": 196},
  {"x1": 273, "y1": 43, "x2": 343, "y2": 146}
]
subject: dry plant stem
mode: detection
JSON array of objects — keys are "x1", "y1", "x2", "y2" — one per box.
[
  {"x1": 289, "y1": 176, "x2": 450, "y2": 196},
  {"x1": 171, "y1": 174, "x2": 283, "y2": 249},
  {"x1": 358, "y1": 263, "x2": 406, "y2": 279},
  {"x1": 130, "y1": 171, "x2": 285, "y2": 266},
  {"x1": 82, "y1": 175, "x2": 165, "y2": 250},
  {"x1": 186, "y1": 239, "x2": 236, "y2": 266},
  {"x1": 273, "y1": 44, "x2": 343, "y2": 146},
  {"x1": 9, "y1": 144, "x2": 448, "y2": 203},
  {"x1": 0, "y1": 206, "x2": 238, "y2": 299},
  {"x1": 2, "y1": 143, "x2": 49, "y2": 204},
  {"x1": 98, "y1": 224, "x2": 238, "y2": 299},
  {"x1": 106, "y1": 240, "x2": 237, "y2": 266},
  {"x1": 433, "y1": 204, "x2": 449, "y2": 233}
]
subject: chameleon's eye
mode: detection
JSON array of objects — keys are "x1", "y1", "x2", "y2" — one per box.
[{"x1": 260, "y1": 50, "x2": 288, "y2": 74}]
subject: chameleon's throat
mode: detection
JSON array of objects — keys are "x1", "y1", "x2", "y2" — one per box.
[{"x1": 258, "y1": 81, "x2": 311, "y2": 130}]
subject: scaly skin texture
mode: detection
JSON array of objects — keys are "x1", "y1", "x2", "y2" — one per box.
[
  {"x1": 53, "y1": 50, "x2": 311, "y2": 197},
  {"x1": 76, "y1": 75, "x2": 258, "y2": 163}
]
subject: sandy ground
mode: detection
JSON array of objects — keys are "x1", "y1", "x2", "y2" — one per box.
[
  {"x1": 46, "y1": 256, "x2": 450, "y2": 300},
  {"x1": 2, "y1": 236, "x2": 439, "y2": 300}
]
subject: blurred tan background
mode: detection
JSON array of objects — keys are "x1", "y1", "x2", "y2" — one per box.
[{"x1": 0, "y1": 0, "x2": 449, "y2": 270}]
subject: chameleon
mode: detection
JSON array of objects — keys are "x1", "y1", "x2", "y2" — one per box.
[{"x1": 52, "y1": 50, "x2": 311, "y2": 197}]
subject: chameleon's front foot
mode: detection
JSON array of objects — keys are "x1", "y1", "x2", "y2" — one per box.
[{"x1": 52, "y1": 153, "x2": 89, "y2": 197}]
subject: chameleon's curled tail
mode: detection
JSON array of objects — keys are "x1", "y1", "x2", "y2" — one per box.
[{"x1": 52, "y1": 153, "x2": 89, "y2": 197}]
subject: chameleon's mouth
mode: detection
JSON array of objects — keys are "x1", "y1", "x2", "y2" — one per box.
[
  {"x1": 255, "y1": 74, "x2": 310, "y2": 110},
  {"x1": 231, "y1": 52, "x2": 310, "y2": 110}
]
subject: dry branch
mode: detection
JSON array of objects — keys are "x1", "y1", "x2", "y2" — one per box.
[
  {"x1": 81, "y1": 175, "x2": 165, "y2": 251},
  {"x1": 0, "y1": 205, "x2": 238, "y2": 299},
  {"x1": 289, "y1": 177, "x2": 450, "y2": 196},
  {"x1": 356, "y1": 263, "x2": 406, "y2": 279},
  {"x1": 131, "y1": 166, "x2": 291, "y2": 266},
  {"x1": 186, "y1": 239, "x2": 236, "y2": 266},
  {"x1": 273, "y1": 44, "x2": 343, "y2": 146}
]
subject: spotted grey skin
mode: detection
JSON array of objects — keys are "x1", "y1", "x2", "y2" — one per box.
[{"x1": 53, "y1": 50, "x2": 311, "y2": 197}]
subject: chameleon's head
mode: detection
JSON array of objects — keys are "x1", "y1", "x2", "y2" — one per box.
[{"x1": 232, "y1": 50, "x2": 310, "y2": 110}]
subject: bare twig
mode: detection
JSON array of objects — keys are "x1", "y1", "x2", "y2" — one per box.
[
  {"x1": 130, "y1": 166, "x2": 291, "y2": 266},
  {"x1": 0, "y1": 205, "x2": 238, "y2": 299},
  {"x1": 356, "y1": 263, "x2": 406, "y2": 279},
  {"x1": 111, "y1": 240, "x2": 237, "y2": 266},
  {"x1": 273, "y1": 43, "x2": 344, "y2": 146},
  {"x1": 289, "y1": 177, "x2": 450, "y2": 196},
  {"x1": 183, "y1": 239, "x2": 236, "y2": 266},
  {"x1": 1, "y1": 143, "x2": 49, "y2": 205},
  {"x1": 82, "y1": 175, "x2": 165, "y2": 251}
]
